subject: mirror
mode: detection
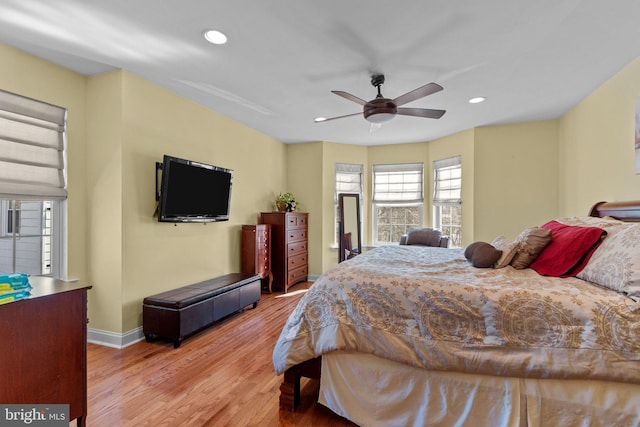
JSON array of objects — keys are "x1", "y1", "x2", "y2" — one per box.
[{"x1": 338, "y1": 193, "x2": 362, "y2": 263}]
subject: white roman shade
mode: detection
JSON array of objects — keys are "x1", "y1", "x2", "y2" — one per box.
[
  {"x1": 0, "y1": 90, "x2": 67, "y2": 199},
  {"x1": 373, "y1": 162, "x2": 423, "y2": 203},
  {"x1": 433, "y1": 156, "x2": 461, "y2": 206},
  {"x1": 335, "y1": 163, "x2": 363, "y2": 196}
]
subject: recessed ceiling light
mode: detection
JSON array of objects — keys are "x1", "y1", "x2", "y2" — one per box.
[
  {"x1": 203, "y1": 29, "x2": 227, "y2": 45},
  {"x1": 469, "y1": 97, "x2": 486, "y2": 104},
  {"x1": 314, "y1": 117, "x2": 327, "y2": 122}
]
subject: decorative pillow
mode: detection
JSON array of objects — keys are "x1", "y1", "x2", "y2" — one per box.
[
  {"x1": 510, "y1": 227, "x2": 553, "y2": 269},
  {"x1": 529, "y1": 220, "x2": 606, "y2": 277},
  {"x1": 556, "y1": 216, "x2": 622, "y2": 229},
  {"x1": 576, "y1": 221, "x2": 640, "y2": 299},
  {"x1": 491, "y1": 236, "x2": 519, "y2": 269},
  {"x1": 464, "y1": 242, "x2": 502, "y2": 268},
  {"x1": 405, "y1": 228, "x2": 442, "y2": 246}
]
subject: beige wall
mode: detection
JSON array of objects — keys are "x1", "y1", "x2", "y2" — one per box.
[
  {"x1": 427, "y1": 129, "x2": 475, "y2": 246},
  {"x1": 0, "y1": 43, "x2": 89, "y2": 282},
  {"x1": 0, "y1": 44, "x2": 288, "y2": 334},
  {"x1": 284, "y1": 142, "x2": 323, "y2": 279},
  {"x1": 474, "y1": 120, "x2": 560, "y2": 241},
  {"x1": 5, "y1": 40, "x2": 640, "y2": 336},
  {"x1": 116, "y1": 71, "x2": 287, "y2": 332},
  {"x1": 86, "y1": 71, "x2": 124, "y2": 332},
  {"x1": 559, "y1": 56, "x2": 640, "y2": 216},
  {"x1": 85, "y1": 70, "x2": 290, "y2": 332},
  {"x1": 307, "y1": 124, "x2": 552, "y2": 272}
]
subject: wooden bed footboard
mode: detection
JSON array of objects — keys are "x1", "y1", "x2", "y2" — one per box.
[{"x1": 279, "y1": 356, "x2": 322, "y2": 411}]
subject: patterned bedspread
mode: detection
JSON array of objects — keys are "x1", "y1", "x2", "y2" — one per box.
[{"x1": 273, "y1": 245, "x2": 640, "y2": 384}]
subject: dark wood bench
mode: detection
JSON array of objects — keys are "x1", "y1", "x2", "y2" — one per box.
[{"x1": 143, "y1": 273, "x2": 260, "y2": 348}]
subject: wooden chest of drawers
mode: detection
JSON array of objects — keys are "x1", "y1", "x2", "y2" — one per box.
[
  {"x1": 0, "y1": 277, "x2": 92, "y2": 426},
  {"x1": 241, "y1": 224, "x2": 272, "y2": 292},
  {"x1": 260, "y1": 212, "x2": 308, "y2": 293}
]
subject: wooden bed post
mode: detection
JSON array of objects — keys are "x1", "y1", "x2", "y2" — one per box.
[{"x1": 279, "y1": 357, "x2": 322, "y2": 411}]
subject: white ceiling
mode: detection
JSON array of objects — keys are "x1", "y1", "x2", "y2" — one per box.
[{"x1": 1, "y1": 0, "x2": 640, "y2": 146}]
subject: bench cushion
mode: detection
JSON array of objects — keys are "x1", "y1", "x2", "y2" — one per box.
[{"x1": 143, "y1": 273, "x2": 259, "y2": 309}]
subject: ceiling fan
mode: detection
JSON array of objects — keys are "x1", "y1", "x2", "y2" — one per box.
[{"x1": 316, "y1": 74, "x2": 446, "y2": 126}]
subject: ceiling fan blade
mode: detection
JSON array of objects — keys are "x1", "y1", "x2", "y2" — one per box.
[
  {"x1": 396, "y1": 107, "x2": 446, "y2": 119},
  {"x1": 332, "y1": 90, "x2": 367, "y2": 106},
  {"x1": 316, "y1": 112, "x2": 362, "y2": 122},
  {"x1": 393, "y1": 83, "x2": 443, "y2": 107}
]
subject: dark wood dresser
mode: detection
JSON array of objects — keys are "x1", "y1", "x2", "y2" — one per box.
[
  {"x1": 0, "y1": 276, "x2": 92, "y2": 427},
  {"x1": 241, "y1": 224, "x2": 273, "y2": 292},
  {"x1": 260, "y1": 212, "x2": 308, "y2": 293}
]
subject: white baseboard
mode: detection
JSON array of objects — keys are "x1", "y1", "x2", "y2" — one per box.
[
  {"x1": 88, "y1": 327, "x2": 145, "y2": 349},
  {"x1": 88, "y1": 277, "x2": 318, "y2": 349}
]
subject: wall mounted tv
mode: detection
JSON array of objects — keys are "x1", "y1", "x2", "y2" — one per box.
[{"x1": 157, "y1": 155, "x2": 233, "y2": 223}]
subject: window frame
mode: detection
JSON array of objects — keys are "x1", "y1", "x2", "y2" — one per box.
[
  {"x1": 432, "y1": 155, "x2": 462, "y2": 248},
  {"x1": 0, "y1": 198, "x2": 66, "y2": 278},
  {"x1": 335, "y1": 163, "x2": 364, "y2": 246},
  {"x1": 0, "y1": 90, "x2": 68, "y2": 278},
  {"x1": 372, "y1": 163, "x2": 424, "y2": 246}
]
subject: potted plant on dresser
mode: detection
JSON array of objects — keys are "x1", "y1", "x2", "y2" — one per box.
[{"x1": 276, "y1": 192, "x2": 297, "y2": 212}]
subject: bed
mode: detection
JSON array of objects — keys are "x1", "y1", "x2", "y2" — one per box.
[{"x1": 272, "y1": 201, "x2": 640, "y2": 426}]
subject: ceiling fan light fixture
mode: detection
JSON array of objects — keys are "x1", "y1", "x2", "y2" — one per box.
[
  {"x1": 203, "y1": 29, "x2": 228, "y2": 45},
  {"x1": 364, "y1": 98, "x2": 397, "y2": 123},
  {"x1": 469, "y1": 96, "x2": 486, "y2": 104},
  {"x1": 365, "y1": 112, "x2": 395, "y2": 123}
]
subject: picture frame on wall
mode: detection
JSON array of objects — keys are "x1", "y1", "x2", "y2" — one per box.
[{"x1": 635, "y1": 98, "x2": 640, "y2": 174}]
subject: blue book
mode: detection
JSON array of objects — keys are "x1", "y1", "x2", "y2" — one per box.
[
  {"x1": 0, "y1": 290, "x2": 30, "y2": 305},
  {"x1": 0, "y1": 273, "x2": 29, "y2": 290}
]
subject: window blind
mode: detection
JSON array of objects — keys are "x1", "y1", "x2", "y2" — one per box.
[
  {"x1": 372, "y1": 162, "x2": 423, "y2": 203},
  {"x1": 0, "y1": 90, "x2": 67, "y2": 199},
  {"x1": 433, "y1": 156, "x2": 461, "y2": 206},
  {"x1": 335, "y1": 163, "x2": 363, "y2": 196}
]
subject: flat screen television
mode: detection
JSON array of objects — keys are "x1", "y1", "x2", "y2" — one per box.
[{"x1": 157, "y1": 155, "x2": 233, "y2": 223}]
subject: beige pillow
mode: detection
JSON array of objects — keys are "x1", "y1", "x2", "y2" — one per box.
[
  {"x1": 491, "y1": 236, "x2": 518, "y2": 269},
  {"x1": 510, "y1": 227, "x2": 552, "y2": 269},
  {"x1": 577, "y1": 221, "x2": 640, "y2": 299},
  {"x1": 556, "y1": 216, "x2": 622, "y2": 228}
]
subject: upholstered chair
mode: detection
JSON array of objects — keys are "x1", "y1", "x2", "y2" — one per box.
[{"x1": 399, "y1": 228, "x2": 450, "y2": 248}]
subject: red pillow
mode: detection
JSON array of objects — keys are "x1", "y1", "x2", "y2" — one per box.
[{"x1": 529, "y1": 220, "x2": 606, "y2": 277}]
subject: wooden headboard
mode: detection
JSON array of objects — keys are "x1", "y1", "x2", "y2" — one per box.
[{"x1": 589, "y1": 201, "x2": 640, "y2": 221}]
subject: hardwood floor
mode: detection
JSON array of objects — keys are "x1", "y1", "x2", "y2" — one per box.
[{"x1": 83, "y1": 282, "x2": 355, "y2": 426}]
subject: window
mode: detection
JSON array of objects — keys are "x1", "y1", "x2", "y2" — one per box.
[
  {"x1": 335, "y1": 163, "x2": 363, "y2": 245},
  {"x1": 433, "y1": 156, "x2": 462, "y2": 248},
  {"x1": 0, "y1": 90, "x2": 67, "y2": 277},
  {"x1": 372, "y1": 163, "x2": 423, "y2": 245},
  {"x1": 7, "y1": 204, "x2": 20, "y2": 234}
]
